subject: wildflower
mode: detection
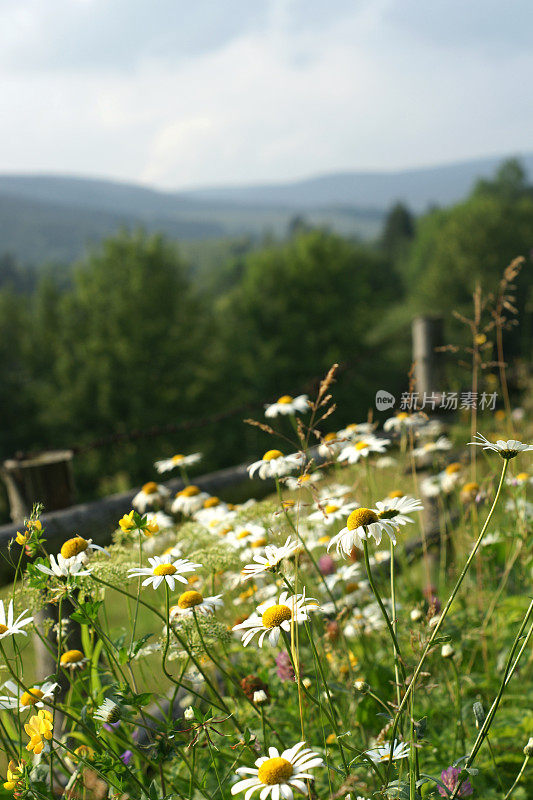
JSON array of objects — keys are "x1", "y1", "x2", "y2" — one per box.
[
  {"x1": 506, "y1": 471, "x2": 532, "y2": 487},
  {"x1": 24, "y1": 709, "x2": 53, "y2": 755},
  {"x1": 0, "y1": 601, "x2": 33, "y2": 640},
  {"x1": 365, "y1": 740, "x2": 410, "y2": 763},
  {"x1": 328, "y1": 508, "x2": 398, "y2": 557},
  {"x1": 171, "y1": 485, "x2": 210, "y2": 515},
  {"x1": 154, "y1": 452, "x2": 202, "y2": 473},
  {"x1": 375, "y1": 495, "x2": 424, "y2": 526},
  {"x1": 318, "y1": 433, "x2": 344, "y2": 457},
  {"x1": 121, "y1": 749, "x2": 133, "y2": 765},
  {"x1": 227, "y1": 524, "x2": 267, "y2": 549},
  {"x1": 240, "y1": 675, "x2": 270, "y2": 704},
  {"x1": 60, "y1": 649, "x2": 88, "y2": 669},
  {"x1": 3, "y1": 760, "x2": 24, "y2": 792},
  {"x1": 285, "y1": 471, "x2": 323, "y2": 490},
  {"x1": 253, "y1": 690, "x2": 268, "y2": 705},
  {"x1": 410, "y1": 608, "x2": 423, "y2": 622},
  {"x1": 354, "y1": 680, "x2": 369, "y2": 694},
  {"x1": 383, "y1": 412, "x2": 425, "y2": 432},
  {"x1": 438, "y1": 766, "x2": 473, "y2": 797},
  {"x1": 35, "y1": 553, "x2": 92, "y2": 579},
  {"x1": 460, "y1": 481, "x2": 482, "y2": 504},
  {"x1": 338, "y1": 437, "x2": 390, "y2": 464},
  {"x1": 184, "y1": 706, "x2": 195, "y2": 720},
  {"x1": 233, "y1": 591, "x2": 319, "y2": 647},
  {"x1": 0, "y1": 680, "x2": 58, "y2": 711},
  {"x1": 72, "y1": 745, "x2": 95, "y2": 763},
  {"x1": 94, "y1": 698, "x2": 121, "y2": 724},
  {"x1": 265, "y1": 394, "x2": 309, "y2": 418},
  {"x1": 60, "y1": 536, "x2": 107, "y2": 562},
  {"x1": 128, "y1": 555, "x2": 200, "y2": 591},
  {"x1": 318, "y1": 554, "x2": 336, "y2": 575},
  {"x1": 119, "y1": 510, "x2": 159, "y2": 536},
  {"x1": 441, "y1": 644, "x2": 455, "y2": 659},
  {"x1": 248, "y1": 450, "x2": 302, "y2": 480},
  {"x1": 524, "y1": 737, "x2": 533, "y2": 756},
  {"x1": 231, "y1": 741, "x2": 323, "y2": 799},
  {"x1": 170, "y1": 590, "x2": 223, "y2": 618},
  {"x1": 337, "y1": 422, "x2": 377, "y2": 440},
  {"x1": 468, "y1": 433, "x2": 533, "y2": 459},
  {"x1": 308, "y1": 498, "x2": 359, "y2": 526},
  {"x1": 412, "y1": 436, "x2": 452, "y2": 459},
  {"x1": 275, "y1": 651, "x2": 295, "y2": 682},
  {"x1": 241, "y1": 538, "x2": 300, "y2": 579},
  {"x1": 132, "y1": 481, "x2": 170, "y2": 513}
]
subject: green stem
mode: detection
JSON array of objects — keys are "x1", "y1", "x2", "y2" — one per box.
[{"x1": 503, "y1": 754, "x2": 530, "y2": 800}]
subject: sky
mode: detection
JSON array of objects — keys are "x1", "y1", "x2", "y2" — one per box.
[{"x1": 1, "y1": 0, "x2": 532, "y2": 189}]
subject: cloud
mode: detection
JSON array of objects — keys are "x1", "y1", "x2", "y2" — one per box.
[{"x1": 0, "y1": 0, "x2": 532, "y2": 187}]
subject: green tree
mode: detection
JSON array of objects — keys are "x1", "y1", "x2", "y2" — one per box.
[{"x1": 380, "y1": 202, "x2": 415, "y2": 260}]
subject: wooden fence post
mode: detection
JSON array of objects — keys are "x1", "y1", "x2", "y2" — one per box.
[
  {"x1": 1, "y1": 450, "x2": 79, "y2": 686},
  {"x1": 412, "y1": 315, "x2": 444, "y2": 400}
]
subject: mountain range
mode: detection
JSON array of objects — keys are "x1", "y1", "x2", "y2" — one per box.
[{"x1": 0, "y1": 152, "x2": 530, "y2": 267}]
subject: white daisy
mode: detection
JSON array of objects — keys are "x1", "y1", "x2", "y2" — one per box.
[
  {"x1": 337, "y1": 422, "x2": 377, "y2": 441},
  {"x1": 128, "y1": 555, "x2": 201, "y2": 591},
  {"x1": 383, "y1": 412, "x2": 425, "y2": 432},
  {"x1": 248, "y1": 450, "x2": 302, "y2": 480},
  {"x1": 468, "y1": 433, "x2": 533, "y2": 459},
  {"x1": 132, "y1": 481, "x2": 170, "y2": 513},
  {"x1": 265, "y1": 395, "x2": 309, "y2": 418},
  {"x1": 154, "y1": 453, "x2": 202, "y2": 473},
  {"x1": 233, "y1": 591, "x2": 320, "y2": 647},
  {"x1": 171, "y1": 485, "x2": 210, "y2": 515},
  {"x1": 170, "y1": 590, "x2": 223, "y2": 618},
  {"x1": 328, "y1": 508, "x2": 398, "y2": 556},
  {"x1": 231, "y1": 741, "x2": 323, "y2": 800},
  {"x1": 227, "y1": 524, "x2": 267, "y2": 549},
  {"x1": 36, "y1": 553, "x2": 93, "y2": 579},
  {"x1": 506, "y1": 471, "x2": 532, "y2": 487},
  {"x1": 412, "y1": 436, "x2": 453, "y2": 459},
  {"x1": 375, "y1": 495, "x2": 424, "y2": 526},
  {"x1": 60, "y1": 649, "x2": 88, "y2": 669},
  {"x1": 0, "y1": 601, "x2": 32, "y2": 639},
  {"x1": 374, "y1": 456, "x2": 397, "y2": 469},
  {"x1": 307, "y1": 499, "x2": 359, "y2": 526},
  {"x1": 365, "y1": 740, "x2": 410, "y2": 764},
  {"x1": 317, "y1": 484, "x2": 353, "y2": 502},
  {"x1": 285, "y1": 471, "x2": 323, "y2": 491},
  {"x1": 145, "y1": 511, "x2": 174, "y2": 530},
  {"x1": 317, "y1": 433, "x2": 344, "y2": 458},
  {"x1": 94, "y1": 698, "x2": 122, "y2": 724},
  {"x1": 241, "y1": 538, "x2": 300, "y2": 580},
  {"x1": 338, "y1": 437, "x2": 390, "y2": 464},
  {"x1": 0, "y1": 680, "x2": 58, "y2": 711},
  {"x1": 59, "y1": 536, "x2": 108, "y2": 564}
]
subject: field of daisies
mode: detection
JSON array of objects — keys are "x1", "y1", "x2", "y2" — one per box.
[{"x1": 0, "y1": 373, "x2": 531, "y2": 800}]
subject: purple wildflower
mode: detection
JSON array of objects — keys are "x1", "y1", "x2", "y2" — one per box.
[
  {"x1": 275, "y1": 651, "x2": 295, "y2": 682},
  {"x1": 121, "y1": 750, "x2": 133, "y2": 766},
  {"x1": 318, "y1": 554, "x2": 336, "y2": 575},
  {"x1": 438, "y1": 766, "x2": 473, "y2": 797}
]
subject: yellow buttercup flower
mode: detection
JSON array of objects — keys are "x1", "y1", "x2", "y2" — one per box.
[{"x1": 119, "y1": 510, "x2": 136, "y2": 532}]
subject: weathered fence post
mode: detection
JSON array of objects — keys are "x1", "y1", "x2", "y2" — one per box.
[
  {"x1": 1, "y1": 450, "x2": 79, "y2": 686},
  {"x1": 412, "y1": 315, "x2": 444, "y2": 399}
]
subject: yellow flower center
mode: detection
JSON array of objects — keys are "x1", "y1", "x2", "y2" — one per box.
[
  {"x1": 203, "y1": 497, "x2": 220, "y2": 508},
  {"x1": 325, "y1": 504, "x2": 339, "y2": 514},
  {"x1": 462, "y1": 481, "x2": 479, "y2": 494},
  {"x1": 388, "y1": 490, "x2": 403, "y2": 499},
  {"x1": 251, "y1": 537, "x2": 266, "y2": 548},
  {"x1": 73, "y1": 745, "x2": 95, "y2": 763},
  {"x1": 20, "y1": 688, "x2": 44, "y2": 706},
  {"x1": 237, "y1": 530, "x2": 251, "y2": 539},
  {"x1": 60, "y1": 649, "x2": 84, "y2": 666},
  {"x1": 60, "y1": 536, "x2": 88, "y2": 559},
  {"x1": 517, "y1": 472, "x2": 529, "y2": 481},
  {"x1": 263, "y1": 449, "x2": 283, "y2": 461},
  {"x1": 277, "y1": 395, "x2": 293, "y2": 404},
  {"x1": 0, "y1": 625, "x2": 8, "y2": 634},
  {"x1": 177, "y1": 590, "x2": 204, "y2": 609},
  {"x1": 179, "y1": 485, "x2": 200, "y2": 497},
  {"x1": 324, "y1": 432, "x2": 337, "y2": 442},
  {"x1": 445, "y1": 463, "x2": 462, "y2": 475},
  {"x1": 397, "y1": 412, "x2": 409, "y2": 420},
  {"x1": 345, "y1": 581, "x2": 360, "y2": 593},
  {"x1": 257, "y1": 757, "x2": 294, "y2": 785},
  {"x1": 298, "y1": 475, "x2": 311, "y2": 483},
  {"x1": 153, "y1": 564, "x2": 177, "y2": 576},
  {"x1": 347, "y1": 508, "x2": 379, "y2": 530},
  {"x1": 142, "y1": 481, "x2": 159, "y2": 494},
  {"x1": 261, "y1": 604, "x2": 292, "y2": 629},
  {"x1": 172, "y1": 454, "x2": 185, "y2": 463},
  {"x1": 355, "y1": 441, "x2": 368, "y2": 450},
  {"x1": 318, "y1": 535, "x2": 330, "y2": 544}
]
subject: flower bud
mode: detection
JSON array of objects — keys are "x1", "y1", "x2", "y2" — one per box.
[
  {"x1": 410, "y1": 608, "x2": 423, "y2": 622},
  {"x1": 524, "y1": 737, "x2": 533, "y2": 757},
  {"x1": 473, "y1": 701, "x2": 485, "y2": 729},
  {"x1": 253, "y1": 690, "x2": 268, "y2": 706},
  {"x1": 441, "y1": 644, "x2": 455, "y2": 659},
  {"x1": 184, "y1": 706, "x2": 195, "y2": 720},
  {"x1": 354, "y1": 680, "x2": 369, "y2": 694}
]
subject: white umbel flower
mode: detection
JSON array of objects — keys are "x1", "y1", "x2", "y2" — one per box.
[
  {"x1": 328, "y1": 508, "x2": 398, "y2": 556},
  {"x1": 233, "y1": 591, "x2": 320, "y2": 647},
  {"x1": 154, "y1": 453, "x2": 202, "y2": 473},
  {"x1": 241, "y1": 538, "x2": 300, "y2": 580},
  {"x1": 338, "y1": 437, "x2": 390, "y2": 464},
  {"x1": 469, "y1": 433, "x2": 533, "y2": 459},
  {"x1": 231, "y1": 741, "x2": 323, "y2": 800},
  {"x1": 365, "y1": 740, "x2": 410, "y2": 763},
  {"x1": 265, "y1": 395, "x2": 309, "y2": 418},
  {"x1": 132, "y1": 482, "x2": 170, "y2": 513},
  {"x1": 128, "y1": 555, "x2": 201, "y2": 591},
  {"x1": 36, "y1": 553, "x2": 92, "y2": 579},
  {"x1": 170, "y1": 590, "x2": 223, "y2": 618},
  {"x1": 0, "y1": 680, "x2": 58, "y2": 711},
  {"x1": 248, "y1": 450, "x2": 302, "y2": 480},
  {"x1": 0, "y1": 601, "x2": 33, "y2": 639}
]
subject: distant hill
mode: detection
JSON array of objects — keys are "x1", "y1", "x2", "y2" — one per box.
[
  {"x1": 0, "y1": 153, "x2": 530, "y2": 267},
  {"x1": 183, "y1": 153, "x2": 533, "y2": 210}
]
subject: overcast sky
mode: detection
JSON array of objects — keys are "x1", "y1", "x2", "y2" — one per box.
[{"x1": 1, "y1": 0, "x2": 531, "y2": 189}]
